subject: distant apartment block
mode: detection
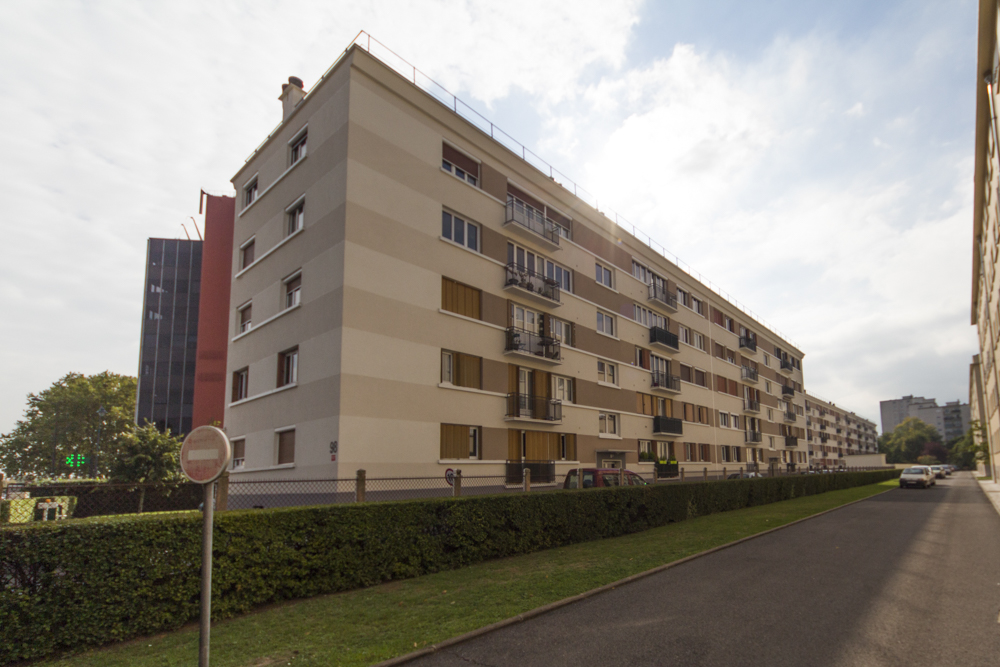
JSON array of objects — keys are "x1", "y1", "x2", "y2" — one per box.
[
  {"x1": 879, "y1": 395, "x2": 968, "y2": 442},
  {"x1": 135, "y1": 193, "x2": 234, "y2": 435},
  {"x1": 804, "y1": 394, "x2": 878, "y2": 469},
  {"x1": 223, "y1": 40, "x2": 808, "y2": 481}
]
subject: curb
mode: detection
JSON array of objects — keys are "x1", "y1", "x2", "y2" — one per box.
[{"x1": 372, "y1": 484, "x2": 894, "y2": 666}]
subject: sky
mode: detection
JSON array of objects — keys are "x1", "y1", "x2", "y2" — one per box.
[{"x1": 0, "y1": 0, "x2": 981, "y2": 434}]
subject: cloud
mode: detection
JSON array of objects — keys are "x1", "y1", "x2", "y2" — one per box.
[{"x1": 846, "y1": 102, "x2": 865, "y2": 116}]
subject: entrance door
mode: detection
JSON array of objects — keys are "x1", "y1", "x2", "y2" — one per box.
[
  {"x1": 518, "y1": 368, "x2": 534, "y2": 417},
  {"x1": 602, "y1": 459, "x2": 621, "y2": 469}
]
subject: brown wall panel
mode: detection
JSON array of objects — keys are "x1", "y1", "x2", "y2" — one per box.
[
  {"x1": 575, "y1": 378, "x2": 637, "y2": 413},
  {"x1": 482, "y1": 358, "x2": 508, "y2": 394},
  {"x1": 573, "y1": 223, "x2": 634, "y2": 272},
  {"x1": 482, "y1": 427, "x2": 507, "y2": 461},
  {"x1": 574, "y1": 326, "x2": 634, "y2": 364},
  {"x1": 574, "y1": 274, "x2": 631, "y2": 314},
  {"x1": 480, "y1": 225, "x2": 507, "y2": 264},
  {"x1": 576, "y1": 434, "x2": 602, "y2": 465},
  {"x1": 480, "y1": 162, "x2": 507, "y2": 202},
  {"x1": 482, "y1": 291, "x2": 508, "y2": 327}
]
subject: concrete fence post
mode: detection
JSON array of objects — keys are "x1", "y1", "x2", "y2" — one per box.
[
  {"x1": 356, "y1": 469, "x2": 366, "y2": 503},
  {"x1": 722, "y1": 467, "x2": 727, "y2": 480},
  {"x1": 680, "y1": 468, "x2": 685, "y2": 482},
  {"x1": 739, "y1": 466, "x2": 744, "y2": 477},
  {"x1": 703, "y1": 467, "x2": 708, "y2": 481},
  {"x1": 454, "y1": 469, "x2": 462, "y2": 497},
  {"x1": 523, "y1": 467, "x2": 531, "y2": 493},
  {"x1": 619, "y1": 468, "x2": 625, "y2": 487}
]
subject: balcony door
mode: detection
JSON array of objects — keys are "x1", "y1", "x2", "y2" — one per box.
[
  {"x1": 518, "y1": 367, "x2": 534, "y2": 417},
  {"x1": 651, "y1": 355, "x2": 669, "y2": 375},
  {"x1": 511, "y1": 304, "x2": 543, "y2": 335}
]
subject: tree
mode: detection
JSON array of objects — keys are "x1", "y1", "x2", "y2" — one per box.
[
  {"x1": 0, "y1": 372, "x2": 137, "y2": 478},
  {"x1": 109, "y1": 423, "x2": 183, "y2": 512},
  {"x1": 879, "y1": 418, "x2": 943, "y2": 464},
  {"x1": 947, "y1": 421, "x2": 990, "y2": 469}
]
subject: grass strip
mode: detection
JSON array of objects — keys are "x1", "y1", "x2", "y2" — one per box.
[{"x1": 31, "y1": 479, "x2": 896, "y2": 667}]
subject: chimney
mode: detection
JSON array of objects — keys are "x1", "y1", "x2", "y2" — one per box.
[{"x1": 279, "y1": 76, "x2": 306, "y2": 122}]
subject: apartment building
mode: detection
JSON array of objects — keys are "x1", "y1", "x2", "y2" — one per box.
[
  {"x1": 972, "y1": 0, "x2": 1000, "y2": 483},
  {"x1": 804, "y1": 394, "x2": 878, "y2": 469},
  {"x1": 223, "y1": 42, "x2": 807, "y2": 481}
]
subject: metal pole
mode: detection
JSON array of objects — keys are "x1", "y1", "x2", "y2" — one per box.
[{"x1": 199, "y1": 481, "x2": 215, "y2": 667}]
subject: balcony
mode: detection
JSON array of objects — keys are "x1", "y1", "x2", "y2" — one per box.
[
  {"x1": 505, "y1": 459, "x2": 556, "y2": 484},
  {"x1": 783, "y1": 411, "x2": 797, "y2": 423},
  {"x1": 505, "y1": 327, "x2": 561, "y2": 364},
  {"x1": 743, "y1": 399, "x2": 760, "y2": 413},
  {"x1": 781, "y1": 385, "x2": 794, "y2": 398},
  {"x1": 741, "y1": 366, "x2": 759, "y2": 383},
  {"x1": 649, "y1": 326, "x2": 680, "y2": 352},
  {"x1": 745, "y1": 430, "x2": 763, "y2": 444},
  {"x1": 505, "y1": 393, "x2": 562, "y2": 422},
  {"x1": 820, "y1": 424, "x2": 827, "y2": 431},
  {"x1": 779, "y1": 359, "x2": 794, "y2": 374},
  {"x1": 648, "y1": 283, "x2": 678, "y2": 311},
  {"x1": 503, "y1": 263, "x2": 561, "y2": 306},
  {"x1": 653, "y1": 416, "x2": 683, "y2": 435},
  {"x1": 739, "y1": 336, "x2": 757, "y2": 353},
  {"x1": 651, "y1": 370, "x2": 681, "y2": 393},
  {"x1": 785, "y1": 436, "x2": 798, "y2": 448},
  {"x1": 504, "y1": 199, "x2": 561, "y2": 250}
]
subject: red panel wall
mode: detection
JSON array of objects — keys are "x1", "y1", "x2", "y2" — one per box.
[{"x1": 192, "y1": 192, "x2": 235, "y2": 429}]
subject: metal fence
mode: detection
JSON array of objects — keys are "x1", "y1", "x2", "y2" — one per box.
[{"x1": 0, "y1": 466, "x2": 895, "y2": 524}]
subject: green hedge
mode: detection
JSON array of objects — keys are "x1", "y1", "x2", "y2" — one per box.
[{"x1": 0, "y1": 470, "x2": 898, "y2": 663}]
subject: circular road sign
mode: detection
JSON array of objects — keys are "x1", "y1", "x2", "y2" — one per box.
[
  {"x1": 180, "y1": 426, "x2": 232, "y2": 484},
  {"x1": 444, "y1": 468, "x2": 455, "y2": 487}
]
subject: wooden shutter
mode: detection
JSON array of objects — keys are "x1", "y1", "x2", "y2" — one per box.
[
  {"x1": 684, "y1": 403, "x2": 695, "y2": 422},
  {"x1": 716, "y1": 375, "x2": 727, "y2": 392},
  {"x1": 695, "y1": 370, "x2": 706, "y2": 387},
  {"x1": 565, "y1": 433, "x2": 577, "y2": 460},
  {"x1": 440, "y1": 424, "x2": 467, "y2": 459},
  {"x1": 728, "y1": 379, "x2": 739, "y2": 396},
  {"x1": 443, "y1": 143, "x2": 480, "y2": 179},
  {"x1": 442, "y1": 277, "x2": 481, "y2": 319},
  {"x1": 680, "y1": 365, "x2": 692, "y2": 383},
  {"x1": 456, "y1": 353, "x2": 482, "y2": 389},
  {"x1": 508, "y1": 429, "x2": 521, "y2": 460},
  {"x1": 277, "y1": 430, "x2": 295, "y2": 464}
]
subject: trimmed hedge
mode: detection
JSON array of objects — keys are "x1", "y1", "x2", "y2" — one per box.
[{"x1": 0, "y1": 470, "x2": 898, "y2": 663}]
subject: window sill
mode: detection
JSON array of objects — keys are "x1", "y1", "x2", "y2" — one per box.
[
  {"x1": 232, "y1": 303, "x2": 301, "y2": 342},
  {"x1": 229, "y1": 462, "x2": 296, "y2": 475},
  {"x1": 228, "y1": 382, "x2": 297, "y2": 408},
  {"x1": 597, "y1": 381, "x2": 620, "y2": 390},
  {"x1": 437, "y1": 308, "x2": 505, "y2": 330},
  {"x1": 596, "y1": 282, "x2": 619, "y2": 295},
  {"x1": 439, "y1": 235, "x2": 484, "y2": 257},
  {"x1": 237, "y1": 155, "x2": 307, "y2": 219},
  {"x1": 598, "y1": 433, "x2": 623, "y2": 440},
  {"x1": 437, "y1": 382, "x2": 506, "y2": 398},
  {"x1": 595, "y1": 330, "x2": 620, "y2": 341},
  {"x1": 235, "y1": 228, "x2": 304, "y2": 278},
  {"x1": 437, "y1": 459, "x2": 506, "y2": 465}
]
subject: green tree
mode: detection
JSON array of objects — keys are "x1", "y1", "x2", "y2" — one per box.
[
  {"x1": 109, "y1": 423, "x2": 183, "y2": 512},
  {"x1": 879, "y1": 417, "x2": 942, "y2": 464},
  {"x1": 947, "y1": 421, "x2": 989, "y2": 469},
  {"x1": 0, "y1": 372, "x2": 137, "y2": 478}
]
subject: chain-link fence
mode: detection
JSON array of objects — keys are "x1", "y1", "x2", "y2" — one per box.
[{"x1": 1, "y1": 466, "x2": 894, "y2": 524}]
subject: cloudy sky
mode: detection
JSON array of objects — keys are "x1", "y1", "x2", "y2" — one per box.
[{"x1": 0, "y1": 0, "x2": 979, "y2": 434}]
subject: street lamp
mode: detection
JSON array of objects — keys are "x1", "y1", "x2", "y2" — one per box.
[{"x1": 91, "y1": 406, "x2": 107, "y2": 479}]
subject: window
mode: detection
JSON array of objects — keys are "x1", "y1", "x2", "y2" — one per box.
[
  {"x1": 690, "y1": 295, "x2": 706, "y2": 316},
  {"x1": 550, "y1": 316, "x2": 572, "y2": 346},
  {"x1": 599, "y1": 412, "x2": 619, "y2": 435},
  {"x1": 699, "y1": 444, "x2": 711, "y2": 462},
  {"x1": 634, "y1": 305, "x2": 667, "y2": 329},
  {"x1": 597, "y1": 360, "x2": 617, "y2": 385},
  {"x1": 731, "y1": 414, "x2": 740, "y2": 429},
  {"x1": 442, "y1": 211, "x2": 479, "y2": 252},
  {"x1": 552, "y1": 375, "x2": 574, "y2": 403},
  {"x1": 765, "y1": 380, "x2": 772, "y2": 394},
  {"x1": 231, "y1": 439, "x2": 245, "y2": 469},
  {"x1": 290, "y1": 130, "x2": 307, "y2": 164},
  {"x1": 763, "y1": 352, "x2": 770, "y2": 367},
  {"x1": 442, "y1": 144, "x2": 479, "y2": 186},
  {"x1": 285, "y1": 274, "x2": 302, "y2": 309},
  {"x1": 719, "y1": 412, "x2": 730, "y2": 428},
  {"x1": 232, "y1": 368, "x2": 249, "y2": 402},
  {"x1": 693, "y1": 331, "x2": 706, "y2": 351},
  {"x1": 694, "y1": 369, "x2": 707, "y2": 387},
  {"x1": 632, "y1": 260, "x2": 650, "y2": 284},
  {"x1": 441, "y1": 350, "x2": 482, "y2": 389},
  {"x1": 639, "y1": 440, "x2": 654, "y2": 460},
  {"x1": 238, "y1": 303, "x2": 252, "y2": 333},
  {"x1": 721, "y1": 446, "x2": 731, "y2": 463},
  {"x1": 440, "y1": 424, "x2": 480, "y2": 459},
  {"x1": 442, "y1": 277, "x2": 481, "y2": 319},
  {"x1": 241, "y1": 240, "x2": 255, "y2": 269},
  {"x1": 277, "y1": 429, "x2": 295, "y2": 465},
  {"x1": 724, "y1": 315, "x2": 734, "y2": 332},
  {"x1": 278, "y1": 347, "x2": 298, "y2": 387},
  {"x1": 679, "y1": 325, "x2": 691, "y2": 345},
  {"x1": 507, "y1": 242, "x2": 571, "y2": 291},
  {"x1": 677, "y1": 287, "x2": 689, "y2": 308},
  {"x1": 595, "y1": 262, "x2": 613, "y2": 288},
  {"x1": 243, "y1": 178, "x2": 258, "y2": 208},
  {"x1": 287, "y1": 200, "x2": 304, "y2": 235},
  {"x1": 684, "y1": 443, "x2": 695, "y2": 462},
  {"x1": 597, "y1": 312, "x2": 615, "y2": 336}
]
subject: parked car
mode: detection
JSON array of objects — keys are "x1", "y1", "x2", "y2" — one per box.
[
  {"x1": 563, "y1": 468, "x2": 648, "y2": 489},
  {"x1": 727, "y1": 472, "x2": 765, "y2": 479},
  {"x1": 899, "y1": 467, "x2": 934, "y2": 489},
  {"x1": 930, "y1": 465, "x2": 946, "y2": 479}
]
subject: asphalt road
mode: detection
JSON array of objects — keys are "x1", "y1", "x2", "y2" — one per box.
[{"x1": 406, "y1": 472, "x2": 1000, "y2": 667}]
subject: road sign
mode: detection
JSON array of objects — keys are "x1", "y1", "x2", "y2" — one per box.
[
  {"x1": 445, "y1": 468, "x2": 455, "y2": 487},
  {"x1": 181, "y1": 426, "x2": 232, "y2": 484}
]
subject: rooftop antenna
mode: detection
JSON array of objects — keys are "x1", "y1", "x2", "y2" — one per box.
[
  {"x1": 189, "y1": 216, "x2": 203, "y2": 240},
  {"x1": 180, "y1": 223, "x2": 192, "y2": 240}
]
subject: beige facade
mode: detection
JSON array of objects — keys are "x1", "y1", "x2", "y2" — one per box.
[
  {"x1": 223, "y1": 45, "x2": 808, "y2": 481},
  {"x1": 972, "y1": 0, "x2": 1000, "y2": 484},
  {"x1": 804, "y1": 393, "x2": 878, "y2": 469}
]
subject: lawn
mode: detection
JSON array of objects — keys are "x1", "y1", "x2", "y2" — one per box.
[{"x1": 31, "y1": 479, "x2": 897, "y2": 667}]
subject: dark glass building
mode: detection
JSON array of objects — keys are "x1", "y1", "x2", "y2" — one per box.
[{"x1": 135, "y1": 239, "x2": 202, "y2": 435}]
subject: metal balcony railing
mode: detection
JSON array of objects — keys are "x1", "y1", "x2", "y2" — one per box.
[
  {"x1": 745, "y1": 430, "x2": 763, "y2": 443},
  {"x1": 504, "y1": 263, "x2": 560, "y2": 303},
  {"x1": 651, "y1": 370, "x2": 681, "y2": 392},
  {"x1": 784, "y1": 411, "x2": 797, "y2": 423},
  {"x1": 653, "y1": 416, "x2": 683, "y2": 435},
  {"x1": 743, "y1": 400, "x2": 760, "y2": 413},
  {"x1": 739, "y1": 336, "x2": 757, "y2": 352},
  {"x1": 505, "y1": 393, "x2": 562, "y2": 421},
  {"x1": 741, "y1": 366, "x2": 758, "y2": 382},
  {"x1": 649, "y1": 326, "x2": 680, "y2": 351},
  {"x1": 780, "y1": 359, "x2": 794, "y2": 373},
  {"x1": 785, "y1": 436, "x2": 798, "y2": 447},
  {"x1": 654, "y1": 460, "x2": 679, "y2": 478},
  {"x1": 505, "y1": 327, "x2": 561, "y2": 361},
  {"x1": 505, "y1": 199, "x2": 560, "y2": 246},
  {"x1": 781, "y1": 385, "x2": 794, "y2": 397},
  {"x1": 648, "y1": 283, "x2": 678, "y2": 310}
]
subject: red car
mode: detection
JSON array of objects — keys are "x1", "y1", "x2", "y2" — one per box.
[{"x1": 563, "y1": 468, "x2": 648, "y2": 489}]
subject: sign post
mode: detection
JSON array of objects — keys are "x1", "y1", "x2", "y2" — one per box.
[{"x1": 180, "y1": 426, "x2": 231, "y2": 667}]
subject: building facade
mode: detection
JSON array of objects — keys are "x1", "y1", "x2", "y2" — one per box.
[
  {"x1": 879, "y1": 396, "x2": 946, "y2": 436},
  {"x1": 223, "y1": 45, "x2": 807, "y2": 481},
  {"x1": 804, "y1": 394, "x2": 878, "y2": 469},
  {"x1": 973, "y1": 0, "x2": 1000, "y2": 483}
]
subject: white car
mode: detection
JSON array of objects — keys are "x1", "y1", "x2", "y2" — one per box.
[{"x1": 899, "y1": 466, "x2": 934, "y2": 489}]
